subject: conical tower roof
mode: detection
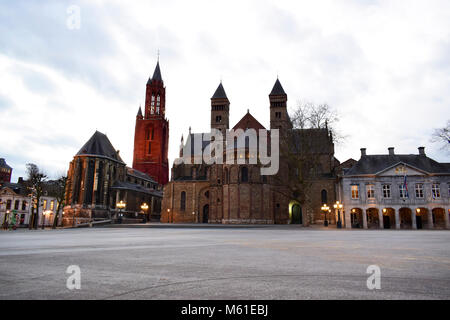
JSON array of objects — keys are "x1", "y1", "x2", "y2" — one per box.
[
  {"x1": 211, "y1": 82, "x2": 228, "y2": 99},
  {"x1": 270, "y1": 78, "x2": 286, "y2": 95}
]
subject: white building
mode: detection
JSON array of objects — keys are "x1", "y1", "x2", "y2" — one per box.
[{"x1": 338, "y1": 147, "x2": 450, "y2": 230}]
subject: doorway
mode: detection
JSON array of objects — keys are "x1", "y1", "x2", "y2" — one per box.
[
  {"x1": 291, "y1": 204, "x2": 302, "y2": 224},
  {"x1": 202, "y1": 204, "x2": 209, "y2": 223},
  {"x1": 383, "y1": 216, "x2": 391, "y2": 229},
  {"x1": 416, "y1": 215, "x2": 423, "y2": 229}
]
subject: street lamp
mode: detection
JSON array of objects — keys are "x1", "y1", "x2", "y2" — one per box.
[
  {"x1": 334, "y1": 201, "x2": 343, "y2": 229},
  {"x1": 321, "y1": 204, "x2": 330, "y2": 226},
  {"x1": 141, "y1": 202, "x2": 149, "y2": 223},
  {"x1": 116, "y1": 200, "x2": 126, "y2": 224}
]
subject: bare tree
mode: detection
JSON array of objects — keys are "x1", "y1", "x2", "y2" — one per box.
[
  {"x1": 431, "y1": 120, "x2": 450, "y2": 151},
  {"x1": 290, "y1": 101, "x2": 346, "y2": 144},
  {"x1": 26, "y1": 163, "x2": 47, "y2": 230},
  {"x1": 50, "y1": 175, "x2": 67, "y2": 229}
]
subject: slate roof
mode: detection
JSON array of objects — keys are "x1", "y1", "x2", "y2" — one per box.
[
  {"x1": 345, "y1": 154, "x2": 450, "y2": 176},
  {"x1": 110, "y1": 181, "x2": 163, "y2": 197},
  {"x1": 270, "y1": 78, "x2": 286, "y2": 95},
  {"x1": 147, "y1": 61, "x2": 163, "y2": 84},
  {"x1": 137, "y1": 106, "x2": 143, "y2": 117},
  {"x1": 0, "y1": 158, "x2": 12, "y2": 170},
  {"x1": 76, "y1": 131, "x2": 124, "y2": 163},
  {"x1": 211, "y1": 83, "x2": 228, "y2": 99},
  {"x1": 126, "y1": 167, "x2": 157, "y2": 184}
]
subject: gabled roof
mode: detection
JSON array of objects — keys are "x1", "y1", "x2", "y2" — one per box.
[
  {"x1": 147, "y1": 61, "x2": 163, "y2": 84},
  {"x1": 76, "y1": 131, "x2": 124, "y2": 163},
  {"x1": 211, "y1": 83, "x2": 228, "y2": 99},
  {"x1": 232, "y1": 112, "x2": 266, "y2": 131},
  {"x1": 345, "y1": 154, "x2": 450, "y2": 176},
  {"x1": 270, "y1": 78, "x2": 286, "y2": 96}
]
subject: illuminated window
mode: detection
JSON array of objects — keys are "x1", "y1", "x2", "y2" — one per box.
[
  {"x1": 366, "y1": 185, "x2": 375, "y2": 199},
  {"x1": 43, "y1": 200, "x2": 47, "y2": 210},
  {"x1": 351, "y1": 185, "x2": 359, "y2": 199},
  {"x1": 50, "y1": 200, "x2": 54, "y2": 211},
  {"x1": 432, "y1": 183, "x2": 440, "y2": 199},
  {"x1": 415, "y1": 184, "x2": 424, "y2": 198}
]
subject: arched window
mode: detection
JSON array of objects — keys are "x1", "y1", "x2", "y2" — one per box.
[
  {"x1": 321, "y1": 189, "x2": 328, "y2": 204},
  {"x1": 156, "y1": 94, "x2": 161, "y2": 114},
  {"x1": 151, "y1": 95, "x2": 155, "y2": 114},
  {"x1": 224, "y1": 168, "x2": 229, "y2": 184},
  {"x1": 241, "y1": 167, "x2": 248, "y2": 183},
  {"x1": 180, "y1": 191, "x2": 186, "y2": 211}
]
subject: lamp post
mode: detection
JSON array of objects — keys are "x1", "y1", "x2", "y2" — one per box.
[
  {"x1": 141, "y1": 202, "x2": 149, "y2": 223},
  {"x1": 334, "y1": 201, "x2": 343, "y2": 229},
  {"x1": 321, "y1": 204, "x2": 330, "y2": 226},
  {"x1": 116, "y1": 200, "x2": 126, "y2": 224}
]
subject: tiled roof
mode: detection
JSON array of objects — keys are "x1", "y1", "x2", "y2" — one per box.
[{"x1": 76, "y1": 131, "x2": 124, "y2": 163}]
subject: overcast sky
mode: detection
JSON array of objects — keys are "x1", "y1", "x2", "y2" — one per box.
[{"x1": 1, "y1": 0, "x2": 449, "y2": 181}]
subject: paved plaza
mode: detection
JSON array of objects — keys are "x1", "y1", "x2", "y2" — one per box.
[{"x1": 0, "y1": 226, "x2": 449, "y2": 300}]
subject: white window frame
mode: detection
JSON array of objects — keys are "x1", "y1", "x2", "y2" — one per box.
[
  {"x1": 382, "y1": 184, "x2": 391, "y2": 198},
  {"x1": 415, "y1": 184, "x2": 424, "y2": 198},
  {"x1": 399, "y1": 184, "x2": 408, "y2": 198},
  {"x1": 431, "y1": 183, "x2": 441, "y2": 199},
  {"x1": 366, "y1": 185, "x2": 375, "y2": 199},
  {"x1": 351, "y1": 185, "x2": 359, "y2": 199}
]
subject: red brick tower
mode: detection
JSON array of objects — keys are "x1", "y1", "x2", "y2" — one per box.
[{"x1": 132, "y1": 60, "x2": 169, "y2": 185}]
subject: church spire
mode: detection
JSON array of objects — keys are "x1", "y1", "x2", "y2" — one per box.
[
  {"x1": 137, "y1": 105, "x2": 143, "y2": 119},
  {"x1": 147, "y1": 61, "x2": 163, "y2": 84},
  {"x1": 211, "y1": 82, "x2": 228, "y2": 100}
]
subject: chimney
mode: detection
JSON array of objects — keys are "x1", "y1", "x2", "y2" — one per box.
[
  {"x1": 388, "y1": 147, "x2": 395, "y2": 155},
  {"x1": 360, "y1": 148, "x2": 366, "y2": 157},
  {"x1": 418, "y1": 147, "x2": 425, "y2": 156}
]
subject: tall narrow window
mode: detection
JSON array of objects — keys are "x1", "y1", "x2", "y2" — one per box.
[
  {"x1": 22, "y1": 201, "x2": 27, "y2": 211},
  {"x1": 366, "y1": 185, "x2": 375, "y2": 199},
  {"x1": 151, "y1": 95, "x2": 155, "y2": 114},
  {"x1": 241, "y1": 167, "x2": 248, "y2": 182},
  {"x1": 180, "y1": 191, "x2": 186, "y2": 211},
  {"x1": 415, "y1": 184, "x2": 424, "y2": 198},
  {"x1": 156, "y1": 95, "x2": 160, "y2": 114},
  {"x1": 382, "y1": 184, "x2": 391, "y2": 198},
  {"x1": 321, "y1": 189, "x2": 328, "y2": 204},
  {"x1": 431, "y1": 183, "x2": 440, "y2": 199},
  {"x1": 148, "y1": 141, "x2": 152, "y2": 154},
  {"x1": 399, "y1": 184, "x2": 408, "y2": 198},
  {"x1": 351, "y1": 185, "x2": 359, "y2": 199}
]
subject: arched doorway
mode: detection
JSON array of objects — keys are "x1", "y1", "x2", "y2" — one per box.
[
  {"x1": 399, "y1": 208, "x2": 412, "y2": 229},
  {"x1": 382, "y1": 208, "x2": 395, "y2": 229},
  {"x1": 350, "y1": 208, "x2": 363, "y2": 228},
  {"x1": 202, "y1": 204, "x2": 209, "y2": 223},
  {"x1": 432, "y1": 208, "x2": 445, "y2": 229},
  {"x1": 366, "y1": 208, "x2": 379, "y2": 229},
  {"x1": 292, "y1": 204, "x2": 302, "y2": 224},
  {"x1": 415, "y1": 208, "x2": 428, "y2": 229}
]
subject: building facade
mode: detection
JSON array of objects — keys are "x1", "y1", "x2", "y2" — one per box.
[
  {"x1": 132, "y1": 61, "x2": 169, "y2": 185},
  {"x1": 338, "y1": 147, "x2": 450, "y2": 230},
  {"x1": 161, "y1": 79, "x2": 339, "y2": 225},
  {"x1": 0, "y1": 178, "x2": 60, "y2": 228},
  {"x1": 63, "y1": 131, "x2": 162, "y2": 226}
]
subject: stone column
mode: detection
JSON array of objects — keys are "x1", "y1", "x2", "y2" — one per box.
[
  {"x1": 427, "y1": 208, "x2": 434, "y2": 229},
  {"x1": 411, "y1": 209, "x2": 417, "y2": 230},
  {"x1": 378, "y1": 210, "x2": 384, "y2": 229},
  {"x1": 444, "y1": 207, "x2": 449, "y2": 230},
  {"x1": 344, "y1": 208, "x2": 351, "y2": 229},
  {"x1": 362, "y1": 209, "x2": 368, "y2": 229},
  {"x1": 395, "y1": 209, "x2": 400, "y2": 229}
]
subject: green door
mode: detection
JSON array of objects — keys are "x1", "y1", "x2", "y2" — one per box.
[{"x1": 292, "y1": 204, "x2": 302, "y2": 224}]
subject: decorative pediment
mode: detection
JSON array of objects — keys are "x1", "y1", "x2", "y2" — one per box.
[
  {"x1": 376, "y1": 163, "x2": 428, "y2": 177},
  {"x1": 1, "y1": 187, "x2": 17, "y2": 196}
]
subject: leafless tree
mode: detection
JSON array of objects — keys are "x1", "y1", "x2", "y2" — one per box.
[
  {"x1": 431, "y1": 120, "x2": 450, "y2": 151},
  {"x1": 50, "y1": 175, "x2": 67, "y2": 229},
  {"x1": 26, "y1": 163, "x2": 47, "y2": 230}
]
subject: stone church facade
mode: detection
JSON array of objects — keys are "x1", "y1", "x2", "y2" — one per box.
[{"x1": 161, "y1": 79, "x2": 339, "y2": 225}]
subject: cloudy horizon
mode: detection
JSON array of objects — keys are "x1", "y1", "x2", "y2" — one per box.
[{"x1": 1, "y1": 0, "x2": 449, "y2": 182}]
